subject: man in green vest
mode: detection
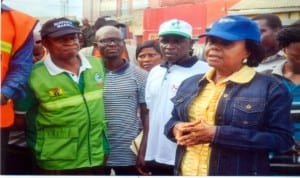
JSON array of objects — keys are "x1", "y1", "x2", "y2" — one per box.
[{"x1": 25, "y1": 17, "x2": 109, "y2": 174}]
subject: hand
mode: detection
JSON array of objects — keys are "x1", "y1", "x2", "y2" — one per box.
[
  {"x1": 136, "y1": 149, "x2": 152, "y2": 175},
  {"x1": 1, "y1": 93, "x2": 10, "y2": 105},
  {"x1": 291, "y1": 141, "x2": 300, "y2": 155},
  {"x1": 174, "y1": 120, "x2": 216, "y2": 146},
  {"x1": 136, "y1": 166, "x2": 152, "y2": 176},
  {"x1": 136, "y1": 157, "x2": 152, "y2": 176}
]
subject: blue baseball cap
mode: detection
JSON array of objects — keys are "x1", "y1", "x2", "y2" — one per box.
[{"x1": 199, "y1": 15, "x2": 261, "y2": 42}]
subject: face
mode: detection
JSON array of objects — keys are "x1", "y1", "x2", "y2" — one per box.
[
  {"x1": 284, "y1": 42, "x2": 300, "y2": 71},
  {"x1": 82, "y1": 19, "x2": 89, "y2": 26},
  {"x1": 96, "y1": 29, "x2": 124, "y2": 60},
  {"x1": 42, "y1": 33, "x2": 80, "y2": 60},
  {"x1": 254, "y1": 19, "x2": 279, "y2": 53},
  {"x1": 205, "y1": 36, "x2": 249, "y2": 74},
  {"x1": 159, "y1": 35, "x2": 192, "y2": 64},
  {"x1": 137, "y1": 47, "x2": 162, "y2": 71},
  {"x1": 33, "y1": 42, "x2": 45, "y2": 63}
]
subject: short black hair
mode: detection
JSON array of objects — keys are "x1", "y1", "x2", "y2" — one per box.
[
  {"x1": 277, "y1": 22, "x2": 300, "y2": 48},
  {"x1": 245, "y1": 40, "x2": 266, "y2": 67},
  {"x1": 252, "y1": 14, "x2": 282, "y2": 29},
  {"x1": 135, "y1": 40, "x2": 162, "y2": 60}
]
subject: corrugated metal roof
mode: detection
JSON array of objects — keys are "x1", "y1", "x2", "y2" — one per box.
[
  {"x1": 230, "y1": 0, "x2": 300, "y2": 10},
  {"x1": 228, "y1": 0, "x2": 300, "y2": 15}
]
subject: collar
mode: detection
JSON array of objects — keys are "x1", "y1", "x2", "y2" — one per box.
[
  {"x1": 271, "y1": 60, "x2": 286, "y2": 76},
  {"x1": 201, "y1": 65, "x2": 256, "y2": 84},
  {"x1": 105, "y1": 59, "x2": 129, "y2": 73},
  {"x1": 160, "y1": 56, "x2": 199, "y2": 68},
  {"x1": 262, "y1": 50, "x2": 285, "y2": 63},
  {"x1": 44, "y1": 52, "x2": 92, "y2": 76}
]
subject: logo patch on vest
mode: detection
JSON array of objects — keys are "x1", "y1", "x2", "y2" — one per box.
[
  {"x1": 94, "y1": 73, "x2": 103, "y2": 87},
  {"x1": 49, "y1": 87, "x2": 64, "y2": 97}
]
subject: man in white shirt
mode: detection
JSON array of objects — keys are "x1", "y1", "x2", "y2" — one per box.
[{"x1": 143, "y1": 19, "x2": 209, "y2": 175}]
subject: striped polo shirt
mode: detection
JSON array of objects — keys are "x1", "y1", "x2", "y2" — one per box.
[{"x1": 104, "y1": 60, "x2": 148, "y2": 166}]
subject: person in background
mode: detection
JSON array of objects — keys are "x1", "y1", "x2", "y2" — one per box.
[
  {"x1": 80, "y1": 18, "x2": 93, "y2": 48},
  {"x1": 80, "y1": 16, "x2": 136, "y2": 63},
  {"x1": 252, "y1": 14, "x2": 285, "y2": 72},
  {"x1": 6, "y1": 24, "x2": 47, "y2": 175},
  {"x1": 164, "y1": 15, "x2": 294, "y2": 176},
  {"x1": 95, "y1": 25, "x2": 149, "y2": 175},
  {"x1": 144, "y1": 19, "x2": 209, "y2": 175},
  {"x1": 267, "y1": 22, "x2": 300, "y2": 175},
  {"x1": 136, "y1": 40, "x2": 162, "y2": 71},
  {"x1": 33, "y1": 30, "x2": 48, "y2": 63},
  {"x1": 1, "y1": 1, "x2": 38, "y2": 174},
  {"x1": 25, "y1": 17, "x2": 108, "y2": 174}
]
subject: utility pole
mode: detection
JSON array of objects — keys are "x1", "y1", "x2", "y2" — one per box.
[{"x1": 61, "y1": 0, "x2": 69, "y2": 17}]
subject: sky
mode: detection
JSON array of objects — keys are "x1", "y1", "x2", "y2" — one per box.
[{"x1": 3, "y1": 0, "x2": 82, "y2": 19}]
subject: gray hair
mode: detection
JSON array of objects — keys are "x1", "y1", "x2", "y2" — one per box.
[{"x1": 95, "y1": 25, "x2": 122, "y2": 41}]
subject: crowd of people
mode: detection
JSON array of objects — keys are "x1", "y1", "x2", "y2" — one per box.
[{"x1": 1, "y1": 1, "x2": 300, "y2": 176}]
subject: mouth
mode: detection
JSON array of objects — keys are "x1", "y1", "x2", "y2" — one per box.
[
  {"x1": 106, "y1": 48, "x2": 120, "y2": 53},
  {"x1": 142, "y1": 63, "x2": 152, "y2": 70},
  {"x1": 207, "y1": 54, "x2": 221, "y2": 60}
]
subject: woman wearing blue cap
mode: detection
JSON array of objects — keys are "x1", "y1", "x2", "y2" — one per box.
[{"x1": 164, "y1": 15, "x2": 294, "y2": 175}]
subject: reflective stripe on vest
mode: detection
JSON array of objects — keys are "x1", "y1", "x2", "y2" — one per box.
[
  {"x1": 1, "y1": 40, "x2": 13, "y2": 54},
  {"x1": 41, "y1": 90, "x2": 103, "y2": 111}
]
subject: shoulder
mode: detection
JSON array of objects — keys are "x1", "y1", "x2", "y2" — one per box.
[
  {"x1": 252, "y1": 72, "x2": 288, "y2": 93},
  {"x1": 32, "y1": 60, "x2": 46, "y2": 72},
  {"x1": 183, "y1": 73, "x2": 204, "y2": 84},
  {"x1": 79, "y1": 46, "x2": 94, "y2": 56},
  {"x1": 193, "y1": 59, "x2": 209, "y2": 69},
  {"x1": 129, "y1": 63, "x2": 148, "y2": 76}
]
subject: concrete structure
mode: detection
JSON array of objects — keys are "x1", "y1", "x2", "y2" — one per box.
[
  {"x1": 82, "y1": 0, "x2": 240, "y2": 44},
  {"x1": 228, "y1": 0, "x2": 300, "y2": 26}
]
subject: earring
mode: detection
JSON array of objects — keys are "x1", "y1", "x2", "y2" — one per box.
[{"x1": 242, "y1": 58, "x2": 248, "y2": 64}]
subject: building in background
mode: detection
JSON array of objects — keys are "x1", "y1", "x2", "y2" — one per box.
[
  {"x1": 82, "y1": 0, "x2": 300, "y2": 44},
  {"x1": 82, "y1": 0, "x2": 240, "y2": 44},
  {"x1": 228, "y1": 0, "x2": 300, "y2": 26}
]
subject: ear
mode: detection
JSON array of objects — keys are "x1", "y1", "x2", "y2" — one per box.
[
  {"x1": 41, "y1": 39, "x2": 49, "y2": 49},
  {"x1": 245, "y1": 51, "x2": 251, "y2": 59},
  {"x1": 93, "y1": 42, "x2": 98, "y2": 48},
  {"x1": 188, "y1": 39, "x2": 193, "y2": 49},
  {"x1": 282, "y1": 47, "x2": 287, "y2": 54}
]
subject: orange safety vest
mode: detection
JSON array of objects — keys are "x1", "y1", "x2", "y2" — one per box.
[{"x1": 1, "y1": 8, "x2": 37, "y2": 128}]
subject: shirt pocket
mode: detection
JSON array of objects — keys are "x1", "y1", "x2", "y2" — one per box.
[
  {"x1": 171, "y1": 92, "x2": 190, "y2": 106},
  {"x1": 232, "y1": 99, "x2": 265, "y2": 128},
  {"x1": 40, "y1": 127, "x2": 79, "y2": 160}
]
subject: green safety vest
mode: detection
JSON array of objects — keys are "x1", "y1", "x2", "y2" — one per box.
[{"x1": 27, "y1": 57, "x2": 108, "y2": 170}]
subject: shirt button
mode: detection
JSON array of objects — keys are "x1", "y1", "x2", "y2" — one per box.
[
  {"x1": 245, "y1": 104, "x2": 252, "y2": 110},
  {"x1": 243, "y1": 121, "x2": 249, "y2": 125},
  {"x1": 223, "y1": 93, "x2": 228, "y2": 98}
]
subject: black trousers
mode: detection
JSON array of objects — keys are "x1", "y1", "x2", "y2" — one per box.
[
  {"x1": 35, "y1": 165, "x2": 106, "y2": 175},
  {"x1": 145, "y1": 161, "x2": 174, "y2": 175},
  {"x1": 103, "y1": 166, "x2": 141, "y2": 175},
  {"x1": 0, "y1": 128, "x2": 9, "y2": 175},
  {"x1": 5, "y1": 144, "x2": 34, "y2": 175}
]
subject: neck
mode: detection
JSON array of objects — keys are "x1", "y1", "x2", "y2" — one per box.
[
  {"x1": 265, "y1": 47, "x2": 279, "y2": 58},
  {"x1": 283, "y1": 62, "x2": 300, "y2": 85},
  {"x1": 168, "y1": 55, "x2": 190, "y2": 67},
  {"x1": 104, "y1": 57, "x2": 125, "y2": 71},
  {"x1": 51, "y1": 54, "x2": 81, "y2": 75}
]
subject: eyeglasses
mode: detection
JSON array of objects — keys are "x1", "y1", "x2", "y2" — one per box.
[{"x1": 98, "y1": 38, "x2": 123, "y2": 46}]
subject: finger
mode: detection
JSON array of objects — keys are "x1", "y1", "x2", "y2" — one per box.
[{"x1": 137, "y1": 167, "x2": 152, "y2": 176}]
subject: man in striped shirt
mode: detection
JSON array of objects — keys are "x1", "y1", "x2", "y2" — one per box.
[{"x1": 95, "y1": 25, "x2": 149, "y2": 175}]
